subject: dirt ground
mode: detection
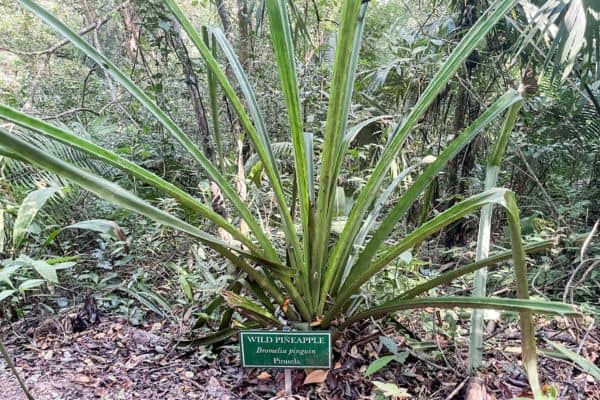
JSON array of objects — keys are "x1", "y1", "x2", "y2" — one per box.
[{"x1": 1, "y1": 311, "x2": 598, "y2": 399}]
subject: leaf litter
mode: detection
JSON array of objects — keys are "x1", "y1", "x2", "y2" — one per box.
[{"x1": 0, "y1": 309, "x2": 598, "y2": 399}]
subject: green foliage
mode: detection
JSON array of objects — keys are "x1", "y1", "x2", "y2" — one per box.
[
  {"x1": 364, "y1": 336, "x2": 409, "y2": 377},
  {"x1": 372, "y1": 381, "x2": 410, "y2": 399},
  {"x1": 0, "y1": 255, "x2": 76, "y2": 304},
  {"x1": 516, "y1": 0, "x2": 599, "y2": 81},
  {"x1": 0, "y1": 1, "x2": 582, "y2": 397},
  {"x1": 12, "y1": 185, "x2": 61, "y2": 252},
  {"x1": 0, "y1": 184, "x2": 77, "y2": 306},
  {"x1": 546, "y1": 339, "x2": 600, "y2": 382},
  {"x1": 469, "y1": 99, "x2": 523, "y2": 374}
]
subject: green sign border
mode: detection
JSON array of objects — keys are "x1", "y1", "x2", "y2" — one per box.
[{"x1": 240, "y1": 330, "x2": 332, "y2": 369}]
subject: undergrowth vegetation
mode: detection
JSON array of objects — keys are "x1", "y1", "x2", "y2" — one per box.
[{"x1": 0, "y1": 0, "x2": 598, "y2": 398}]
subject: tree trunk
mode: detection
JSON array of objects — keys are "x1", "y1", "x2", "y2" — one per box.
[
  {"x1": 214, "y1": 0, "x2": 233, "y2": 37},
  {"x1": 442, "y1": 1, "x2": 481, "y2": 247},
  {"x1": 163, "y1": 18, "x2": 230, "y2": 242},
  {"x1": 213, "y1": 0, "x2": 252, "y2": 237},
  {"x1": 166, "y1": 20, "x2": 214, "y2": 162},
  {"x1": 121, "y1": 3, "x2": 141, "y2": 62}
]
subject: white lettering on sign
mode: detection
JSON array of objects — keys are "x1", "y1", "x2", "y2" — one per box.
[{"x1": 246, "y1": 335, "x2": 274, "y2": 343}]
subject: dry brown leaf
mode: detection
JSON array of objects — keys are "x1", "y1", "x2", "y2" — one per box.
[
  {"x1": 183, "y1": 371, "x2": 195, "y2": 379},
  {"x1": 465, "y1": 377, "x2": 493, "y2": 400},
  {"x1": 303, "y1": 369, "x2": 329, "y2": 385},
  {"x1": 504, "y1": 346, "x2": 522, "y2": 354},
  {"x1": 151, "y1": 322, "x2": 162, "y2": 331},
  {"x1": 73, "y1": 374, "x2": 91, "y2": 384},
  {"x1": 124, "y1": 355, "x2": 141, "y2": 370},
  {"x1": 282, "y1": 297, "x2": 290, "y2": 313},
  {"x1": 310, "y1": 315, "x2": 323, "y2": 327},
  {"x1": 257, "y1": 371, "x2": 271, "y2": 380}
]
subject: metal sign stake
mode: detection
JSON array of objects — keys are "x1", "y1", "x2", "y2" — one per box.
[
  {"x1": 239, "y1": 304, "x2": 331, "y2": 399},
  {"x1": 284, "y1": 368, "x2": 292, "y2": 398},
  {"x1": 283, "y1": 323, "x2": 292, "y2": 398}
]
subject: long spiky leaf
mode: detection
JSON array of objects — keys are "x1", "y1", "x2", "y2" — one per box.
[
  {"x1": 0, "y1": 104, "x2": 265, "y2": 257},
  {"x1": 15, "y1": 0, "x2": 277, "y2": 262},
  {"x1": 265, "y1": 0, "x2": 312, "y2": 305},
  {"x1": 313, "y1": 1, "x2": 368, "y2": 304},
  {"x1": 0, "y1": 128, "x2": 290, "y2": 302},
  {"x1": 162, "y1": 1, "x2": 309, "y2": 306},
  {"x1": 321, "y1": 0, "x2": 519, "y2": 312},
  {"x1": 342, "y1": 297, "x2": 578, "y2": 328},
  {"x1": 323, "y1": 188, "x2": 512, "y2": 324},
  {"x1": 320, "y1": 90, "x2": 522, "y2": 314}
]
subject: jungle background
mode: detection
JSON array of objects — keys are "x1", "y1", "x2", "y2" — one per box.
[{"x1": 0, "y1": 0, "x2": 598, "y2": 399}]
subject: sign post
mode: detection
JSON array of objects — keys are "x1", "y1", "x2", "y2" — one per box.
[
  {"x1": 240, "y1": 330, "x2": 331, "y2": 397},
  {"x1": 240, "y1": 330, "x2": 331, "y2": 369}
]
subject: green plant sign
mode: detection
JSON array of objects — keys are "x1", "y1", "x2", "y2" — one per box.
[{"x1": 240, "y1": 330, "x2": 331, "y2": 369}]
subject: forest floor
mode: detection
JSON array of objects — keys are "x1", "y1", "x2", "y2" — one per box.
[{"x1": 0, "y1": 308, "x2": 598, "y2": 400}]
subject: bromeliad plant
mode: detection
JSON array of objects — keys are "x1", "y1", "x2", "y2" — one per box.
[{"x1": 0, "y1": 0, "x2": 578, "y2": 397}]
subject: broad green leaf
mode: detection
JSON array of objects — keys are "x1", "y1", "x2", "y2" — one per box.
[
  {"x1": 395, "y1": 351, "x2": 409, "y2": 364},
  {"x1": 32, "y1": 259, "x2": 57, "y2": 283},
  {"x1": 0, "y1": 260, "x2": 24, "y2": 287},
  {"x1": 65, "y1": 219, "x2": 125, "y2": 241},
  {"x1": 380, "y1": 336, "x2": 398, "y2": 354},
  {"x1": 0, "y1": 289, "x2": 15, "y2": 302},
  {"x1": 365, "y1": 355, "x2": 396, "y2": 376},
  {"x1": 12, "y1": 186, "x2": 60, "y2": 251},
  {"x1": 17, "y1": 279, "x2": 45, "y2": 291},
  {"x1": 19, "y1": 255, "x2": 57, "y2": 283}
]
